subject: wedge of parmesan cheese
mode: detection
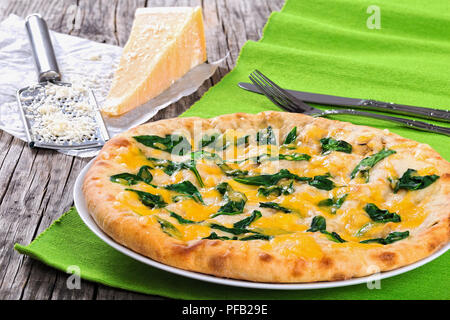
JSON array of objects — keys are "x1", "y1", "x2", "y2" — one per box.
[{"x1": 102, "y1": 6, "x2": 207, "y2": 117}]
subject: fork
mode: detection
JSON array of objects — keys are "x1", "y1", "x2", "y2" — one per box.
[{"x1": 249, "y1": 70, "x2": 450, "y2": 136}]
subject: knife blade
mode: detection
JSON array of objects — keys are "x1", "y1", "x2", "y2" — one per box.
[{"x1": 238, "y1": 82, "x2": 450, "y2": 123}]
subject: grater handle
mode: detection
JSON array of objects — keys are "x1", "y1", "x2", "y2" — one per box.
[{"x1": 25, "y1": 14, "x2": 61, "y2": 83}]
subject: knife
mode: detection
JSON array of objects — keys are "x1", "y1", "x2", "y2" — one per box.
[{"x1": 238, "y1": 82, "x2": 450, "y2": 123}]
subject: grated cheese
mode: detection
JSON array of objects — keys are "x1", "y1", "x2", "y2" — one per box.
[{"x1": 21, "y1": 81, "x2": 98, "y2": 144}]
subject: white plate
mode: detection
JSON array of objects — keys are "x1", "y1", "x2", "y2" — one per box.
[{"x1": 74, "y1": 159, "x2": 449, "y2": 290}]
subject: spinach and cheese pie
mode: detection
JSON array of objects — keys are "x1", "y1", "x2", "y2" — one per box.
[{"x1": 83, "y1": 111, "x2": 449, "y2": 282}]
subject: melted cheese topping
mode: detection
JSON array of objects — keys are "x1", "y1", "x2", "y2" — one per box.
[
  {"x1": 261, "y1": 233, "x2": 323, "y2": 259},
  {"x1": 280, "y1": 191, "x2": 325, "y2": 217},
  {"x1": 176, "y1": 199, "x2": 219, "y2": 222},
  {"x1": 251, "y1": 213, "x2": 308, "y2": 235},
  {"x1": 116, "y1": 145, "x2": 151, "y2": 170},
  {"x1": 107, "y1": 128, "x2": 439, "y2": 258},
  {"x1": 178, "y1": 224, "x2": 211, "y2": 241},
  {"x1": 116, "y1": 190, "x2": 160, "y2": 216}
]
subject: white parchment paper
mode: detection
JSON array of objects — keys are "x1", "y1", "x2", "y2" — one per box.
[{"x1": 0, "y1": 14, "x2": 221, "y2": 157}]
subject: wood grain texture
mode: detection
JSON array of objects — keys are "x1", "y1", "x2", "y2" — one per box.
[{"x1": 0, "y1": 0, "x2": 285, "y2": 300}]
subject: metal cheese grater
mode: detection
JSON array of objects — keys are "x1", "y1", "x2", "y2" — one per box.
[{"x1": 16, "y1": 14, "x2": 109, "y2": 150}]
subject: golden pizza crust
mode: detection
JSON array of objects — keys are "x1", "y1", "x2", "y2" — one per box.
[{"x1": 83, "y1": 111, "x2": 450, "y2": 282}]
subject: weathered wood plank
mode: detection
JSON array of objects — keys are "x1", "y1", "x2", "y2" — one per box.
[
  {"x1": 0, "y1": 0, "x2": 78, "y2": 31},
  {"x1": 0, "y1": 0, "x2": 96, "y2": 300},
  {"x1": 19, "y1": 157, "x2": 97, "y2": 300},
  {"x1": 0, "y1": 0, "x2": 285, "y2": 300},
  {"x1": 115, "y1": 0, "x2": 147, "y2": 46},
  {"x1": 72, "y1": 0, "x2": 120, "y2": 45}
]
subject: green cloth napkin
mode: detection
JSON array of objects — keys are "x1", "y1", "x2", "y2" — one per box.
[{"x1": 16, "y1": 0, "x2": 450, "y2": 299}]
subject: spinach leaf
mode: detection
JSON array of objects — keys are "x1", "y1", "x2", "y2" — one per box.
[
  {"x1": 306, "y1": 215, "x2": 347, "y2": 242},
  {"x1": 323, "y1": 231, "x2": 347, "y2": 243},
  {"x1": 240, "y1": 234, "x2": 272, "y2": 241},
  {"x1": 209, "y1": 223, "x2": 253, "y2": 235},
  {"x1": 192, "y1": 150, "x2": 248, "y2": 177},
  {"x1": 125, "y1": 188, "x2": 167, "y2": 209},
  {"x1": 212, "y1": 182, "x2": 247, "y2": 217},
  {"x1": 164, "y1": 181, "x2": 204, "y2": 204},
  {"x1": 318, "y1": 194, "x2": 348, "y2": 214},
  {"x1": 317, "y1": 198, "x2": 334, "y2": 207},
  {"x1": 217, "y1": 162, "x2": 249, "y2": 177},
  {"x1": 307, "y1": 216, "x2": 327, "y2": 232},
  {"x1": 214, "y1": 203, "x2": 246, "y2": 217},
  {"x1": 215, "y1": 182, "x2": 229, "y2": 196},
  {"x1": 278, "y1": 153, "x2": 311, "y2": 161},
  {"x1": 364, "y1": 203, "x2": 401, "y2": 223},
  {"x1": 258, "y1": 181, "x2": 295, "y2": 197},
  {"x1": 167, "y1": 210, "x2": 196, "y2": 224},
  {"x1": 134, "y1": 134, "x2": 191, "y2": 156},
  {"x1": 234, "y1": 169, "x2": 305, "y2": 187},
  {"x1": 110, "y1": 165, "x2": 153, "y2": 186},
  {"x1": 199, "y1": 133, "x2": 220, "y2": 148},
  {"x1": 147, "y1": 157, "x2": 204, "y2": 187},
  {"x1": 233, "y1": 210, "x2": 262, "y2": 229},
  {"x1": 202, "y1": 232, "x2": 271, "y2": 241},
  {"x1": 184, "y1": 160, "x2": 204, "y2": 188},
  {"x1": 335, "y1": 194, "x2": 348, "y2": 207},
  {"x1": 360, "y1": 231, "x2": 409, "y2": 245},
  {"x1": 146, "y1": 157, "x2": 182, "y2": 176},
  {"x1": 156, "y1": 217, "x2": 181, "y2": 239},
  {"x1": 110, "y1": 173, "x2": 141, "y2": 186},
  {"x1": 202, "y1": 232, "x2": 235, "y2": 240},
  {"x1": 320, "y1": 137, "x2": 352, "y2": 154},
  {"x1": 190, "y1": 150, "x2": 218, "y2": 161},
  {"x1": 259, "y1": 202, "x2": 291, "y2": 213},
  {"x1": 283, "y1": 127, "x2": 297, "y2": 145},
  {"x1": 390, "y1": 169, "x2": 439, "y2": 193},
  {"x1": 350, "y1": 149, "x2": 396, "y2": 182},
  {"x1": 256, "y1": 126, "x2": 277, "y2": 145},
  {"x1": 355, "y1": 222, "x2": 374, "y2": 237},
  {"x1": 137, "y1": 166, "x2": 153, "y2": 184},
  {"x1": 234, "y1": 170, "x2": 334, "y2": 190},
  {"x1": 308, "y1": 174, "x2": 335, "y2": 191},
  {"x1": 217, "y1": 198, "x2": 246, "y2": 215},
  {"x1": 210, "y1": 219, "x2": 263, "y2": 238},
  {"x1": 205, "y1": 209, "x2": 267, "y2": 240},
  {"x1": 281, "y1": 145, "x2": 297, "y2": 150}
]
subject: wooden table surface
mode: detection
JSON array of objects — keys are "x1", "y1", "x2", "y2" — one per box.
[{"x1": 0, "y1": 0, "x2": 284, "y2": 300}]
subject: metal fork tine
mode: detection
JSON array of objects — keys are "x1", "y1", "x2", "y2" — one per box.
[
  {"x1": 254, "y1": 69, "x2": 298, "y2": 102},
  {"x1": 251, "y1": 77, "x2": 296, "y2": 113},
  {"x1": 254, "y1": 69, "x2": 312, "y2": 112},
  {"x1": 250, "y1": 73, "x2": 296, "y2": 112},
  {"x1": 252, "y1": 71, "x2": 297, "y2": 112},
  {"x1": 249, "y1": 74, "x2": 289, "y2": 111},
  {"x1": 250, "y1": 72, "x2": 297, "y2": 112}
]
